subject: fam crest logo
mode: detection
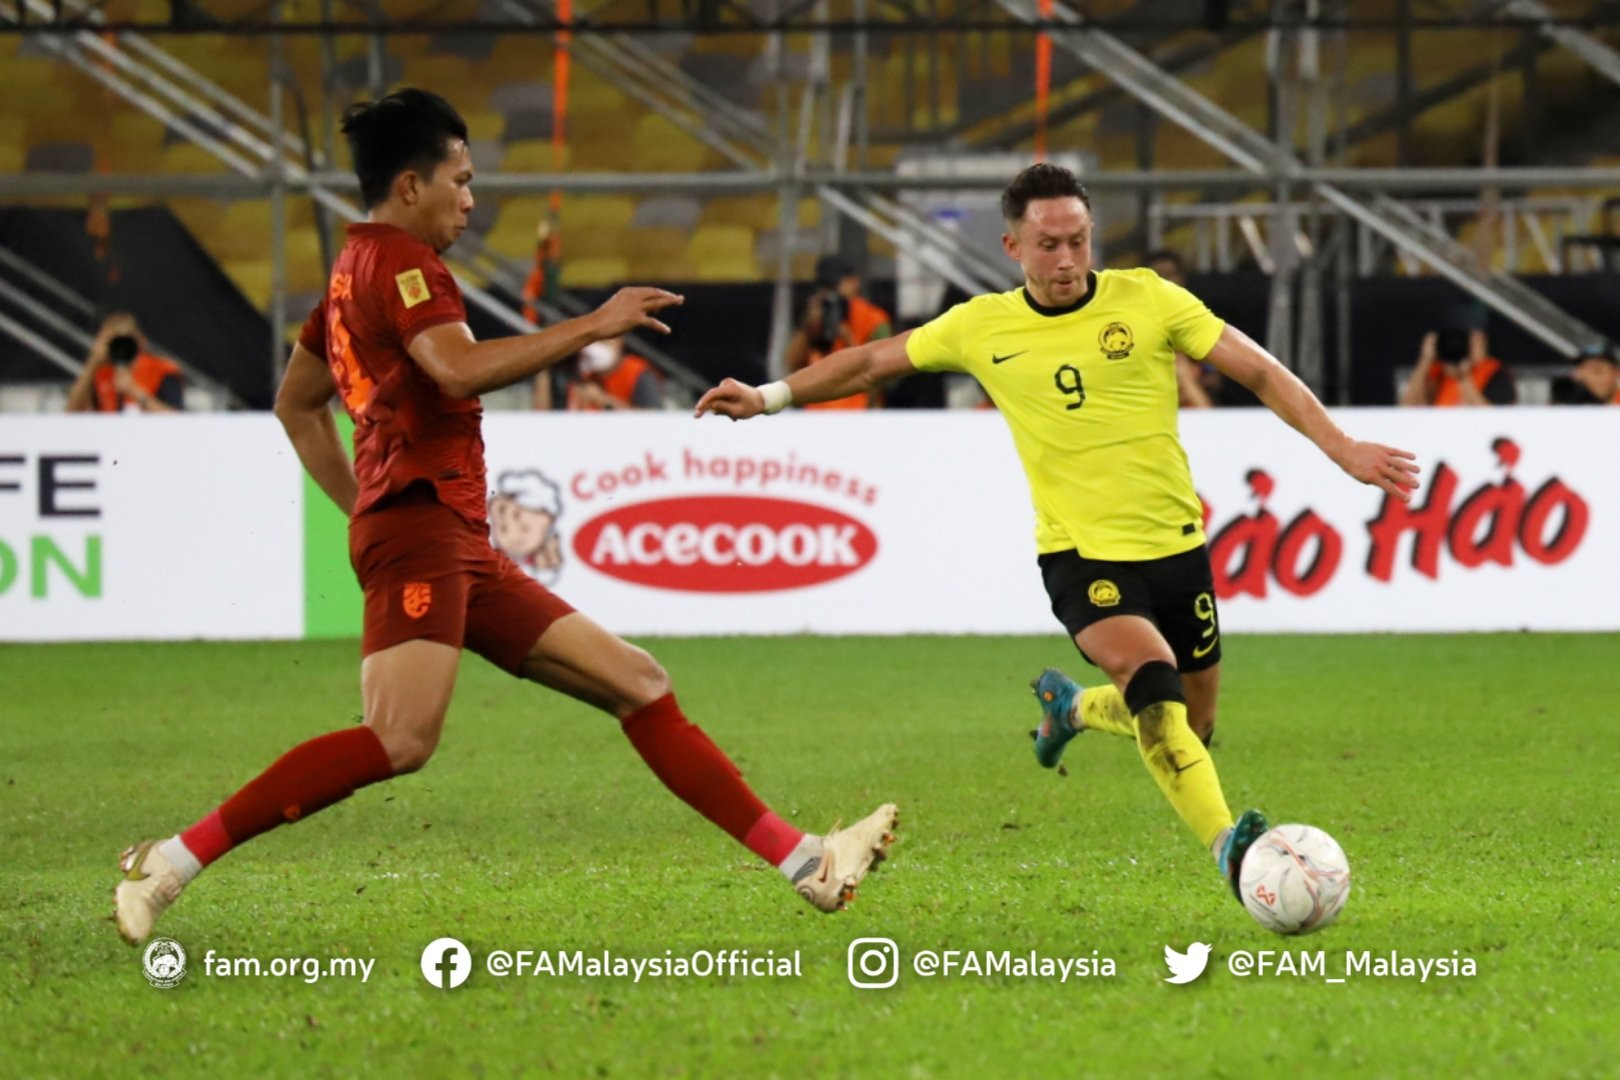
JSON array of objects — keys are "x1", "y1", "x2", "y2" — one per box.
[
  {"x1": 489, "y1": 469, "x2": 565, "y2": 586},
  {"x1": 142, "y1": 937, "x2": 187, "y2": 989},
  {"x1": 1099, "y1": 321, "x2": 1134, "y2": 360}
]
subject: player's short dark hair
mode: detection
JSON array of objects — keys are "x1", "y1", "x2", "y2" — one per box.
[
  {"x1": 1000, "y1": 163, "x2": 1091, "y2": 224},
  {"x1": 341, "y1": 88, "x2": 470, "y2": 209}
]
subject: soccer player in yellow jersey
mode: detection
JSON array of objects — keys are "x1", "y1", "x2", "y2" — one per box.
[{"x1": 696, "y1": 163, "x2": 1420, "y2": 903}]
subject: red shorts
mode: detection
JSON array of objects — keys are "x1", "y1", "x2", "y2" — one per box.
[{"x1": 349, "y1": 486, "x2": 574, "y2": 673}]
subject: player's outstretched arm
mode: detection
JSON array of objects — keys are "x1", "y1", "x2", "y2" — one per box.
[
  {"x1": 1203, "y1": 324, "x2": 1420, "y2": 502},
  {"x1": 275, "y1": 342, "x2": 358, "y2": 515},
  {"x1": 694, "y1": 331, "x2": 917, "y2": 420},
  {"x1": 410, "y1": 286, "x2": 684, "y2": 399}
]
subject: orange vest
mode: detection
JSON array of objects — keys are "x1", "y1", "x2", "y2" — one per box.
[
  {"x1": 804, "y1": 295, "x2": 892, "y2": 411},
  {"x1": 92, "y1": 353, "x2": 182, "y2": 412},
  {"x1": 1430, "y1": 356, "x2": 1505, "y2": 406},
  {"x1": 569, "y1": 354, "x2": 658, "y2": 410}
]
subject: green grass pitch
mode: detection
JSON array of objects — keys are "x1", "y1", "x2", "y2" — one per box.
[{"x1": 3, "y1": 634, "x2": 1617, "y2": 1077}]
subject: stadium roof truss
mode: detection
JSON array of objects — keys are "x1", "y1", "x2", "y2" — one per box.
[{"x1": 7, "y1": 0, "x2": 1620, "y2": 392}]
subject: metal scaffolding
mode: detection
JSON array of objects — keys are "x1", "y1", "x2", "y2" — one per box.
[{"x1": 6, "y1": 0, "x2": 1620, "y2": 404}]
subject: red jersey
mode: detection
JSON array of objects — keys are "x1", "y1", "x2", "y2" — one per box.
[{"x1": 299, "y1": 223, "x2": 486, "y2": 525}]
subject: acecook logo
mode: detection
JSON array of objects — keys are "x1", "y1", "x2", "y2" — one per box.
[{"x1": 573, "y1": 495, "x2": 878, "y2": 593}]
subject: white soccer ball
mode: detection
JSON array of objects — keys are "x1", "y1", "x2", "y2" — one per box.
[{"x1": 1239, "y1": 824, "x2": 1352, "y2": 935}]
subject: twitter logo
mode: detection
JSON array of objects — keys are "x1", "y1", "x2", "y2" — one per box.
[{"x1": 1163, "y1": 942, "x2": 1213, "y2": 984}]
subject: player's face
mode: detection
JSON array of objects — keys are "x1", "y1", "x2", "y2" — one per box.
[
  {"x1": 416, "y1": 140, "x2": 475, "y2": 253},
  {"x1": 1005, "y1": 198, "x2": 1093, "y2": 306}
]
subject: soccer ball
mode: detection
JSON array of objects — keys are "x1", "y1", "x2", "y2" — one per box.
[{"x1": 1238, "y1": 824, "x2": 1352, "y2": 935}]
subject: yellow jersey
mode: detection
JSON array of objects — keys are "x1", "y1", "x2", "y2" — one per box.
[{"x1": 906, "y1": 268, "x2": 1226, "y2": 560}]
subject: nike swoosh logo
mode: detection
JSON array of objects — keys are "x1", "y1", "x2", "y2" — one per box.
[
  {"x1": 991, "y1": 350, "x2": 1028, "y2": 364},
  {"x1": 791, "y1": 856, "x2": 826, "y2": 886},
  {"x1": 1192, "y1": 637, "x2": 1220, "y2": 659},
  {"x1": 123, "y1": 846, "x2": 151, "y2": 882}
]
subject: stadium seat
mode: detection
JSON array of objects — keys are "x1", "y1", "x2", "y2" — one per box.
[
  {"x1": 633, "y1": 196, "x2": 703, "y2": 231},
  {"x1": 630, "y1": 114, "x2": 710, "y2": 173},
  {"x1": 223, "y1": 258, "x2": 274, "y2": 310},
  {"x1": 160, "y1": 141, "x2": 234, "y2": 175},
  {"x1": 688, "y1": 223, "x2": 759, "y2": 281},
  {"x1": 498, "y1": 139, "x2": 573, "y2": 173},
  {"x1": 559, "y1": 256, "x2": 630, "y2": 289},
  {"x1": 699, "y1": 195, "x2": 778, "y2": 232},
  {"x1": 168, "y1": 198, "x2": 230, "y2": 242}
]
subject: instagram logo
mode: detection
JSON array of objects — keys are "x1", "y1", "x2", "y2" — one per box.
[{"x1": 847, "y1": 937, "x2": 900, "y2": 989}]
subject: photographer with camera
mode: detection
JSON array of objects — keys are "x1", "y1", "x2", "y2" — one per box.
[
  {"x1": 784, "y1": 255, "x2": 892, "y2": 411},
  {"x1": 66, "y1": 312, "x2": 185, "y2": 413},
  {"x1": 1551, "y1": 344, "x2": 1620, "y2": 405},
  {"x1": 1398, "y1": 311, "x2": 1516, "y2": 407}
]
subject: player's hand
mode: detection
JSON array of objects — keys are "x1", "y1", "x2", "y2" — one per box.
[
  {"x1": 593, "y1": 287, "x2": 684, "y2": 337},
  {"x1": 1335, "y1": 440, "x2": 1420, "y2": 501},
  {"x1": 694, "y1": 378, "x2": 765, "y2": 421},
  {"x1": 113, "y1": 364, "x2": 137, "y2": 396}
]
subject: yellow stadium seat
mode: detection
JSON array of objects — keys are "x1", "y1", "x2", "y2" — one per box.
[
  {"x1": 281, "y1": 230, "x2": 331, "y2": 294},
  {"x1": 688, "y1": 222, "x2": 754, "y2": 261},
  {"x1": 624, "y1": 226, "x2": 691, "y2": 263},
  {"x1": 559, "y1": 257, "x2": 630, "y2": 289},
  {"x1": 560, "y1": 195, "x2": 636, "y2": 232},
  {"x1": 224, "y1": 259, "x2": 273, "y2": 311},
  {"x1": 204, "y1": 201, "x2": 274, "y2": 262},
  {"x1": 692, "y1": 254, "x2": 761, "y2": 283},
  {"x1": 568, "y1": 135, "x2": 636, "y2": 172},
  {"x1": 699, "y1": 195, "x2": 778, "y2": 232},
  {"x1": 638, "y1": 253, "x2": 695, "y2": 283},
  {"x1": 168, "y1": 198, "x2": 229, "y2": 239},
  {"x1": 498, "y1": 139, "x2": 572, "y2": 173},
  {"x1": 689, "y1": 224, "x2": 759, "y2": 282},
  {"x1": 484, "y1": 196, "x2": 552, "y2": 259},
  {"x1": 630, "y1": 114, "x2": 709, "y2": 172}
]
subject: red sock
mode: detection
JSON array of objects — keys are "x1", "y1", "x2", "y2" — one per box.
[
  {"x1": 621, "y1": 694, "x2": 802, "y2": 863},
  {"x1": 179, "y1": 726, "x2": 395, "y2": 867}
]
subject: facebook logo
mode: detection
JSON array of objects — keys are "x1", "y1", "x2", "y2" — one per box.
[{"x1": 419, "y1": 937, "x2": 472, "y2": 989}]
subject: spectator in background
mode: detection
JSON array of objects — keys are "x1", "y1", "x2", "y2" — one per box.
[
  {"x1": 566, "y1": 334, "x2": 665, "y2": 410},
  {"x1": 786, "y1": 255, "x2": 892, "y2": 410},
  {"x1": 1145, "y1": 250, "x2": 1215, "y2": 409},
  {"x1": 1552, "y1": 344, "x2": 1620, "y2": 405},
  {"x1": 66, "y1": 312, "x2": 184, "y2": 413},
  {"x1": 1399, "y1": 312, "x2": 1515, "y2": 407},
  {"x1": 525, "y1": 217, "x2": 561, "y2": 411}
]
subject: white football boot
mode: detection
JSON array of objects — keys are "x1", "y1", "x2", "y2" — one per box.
[
  {"x1": 114, "y1": 840, "x2": 186, "y2": 945},
  {"x1": 794, "y1": 803, "x2": 899, "y2": 913}
]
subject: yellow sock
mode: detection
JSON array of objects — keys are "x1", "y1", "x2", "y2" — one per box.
[
  {"x1": 1133, "y1": 700, "x2": 1234, "y2": 849},
  {"x1": 1079, "y1": 685, "x2": 1135, "y2": 738}
]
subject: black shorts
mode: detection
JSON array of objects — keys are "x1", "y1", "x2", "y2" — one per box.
[{"x1": 1038, "y1": 545, "x2": 1222, "y2": 673}]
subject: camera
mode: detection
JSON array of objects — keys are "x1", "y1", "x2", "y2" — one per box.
[
  {"x1": 807, "y1": 289, "x2": 846, "y2": 352},
  {"x1": 1434, "y1": 329, "x2": 1470, "y2": 365},
  {"x1": 107, "y1": 334, "x2": 140, "y2": 364}
]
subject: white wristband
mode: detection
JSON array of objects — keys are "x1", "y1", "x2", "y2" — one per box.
[{"x1": 759, "y1": 380, "x2": 793, "y2": 415}]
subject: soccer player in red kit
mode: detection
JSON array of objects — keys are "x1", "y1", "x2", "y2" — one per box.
[{"x1": 114, "y1": 89, "x2": 895, "y2": 942}]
